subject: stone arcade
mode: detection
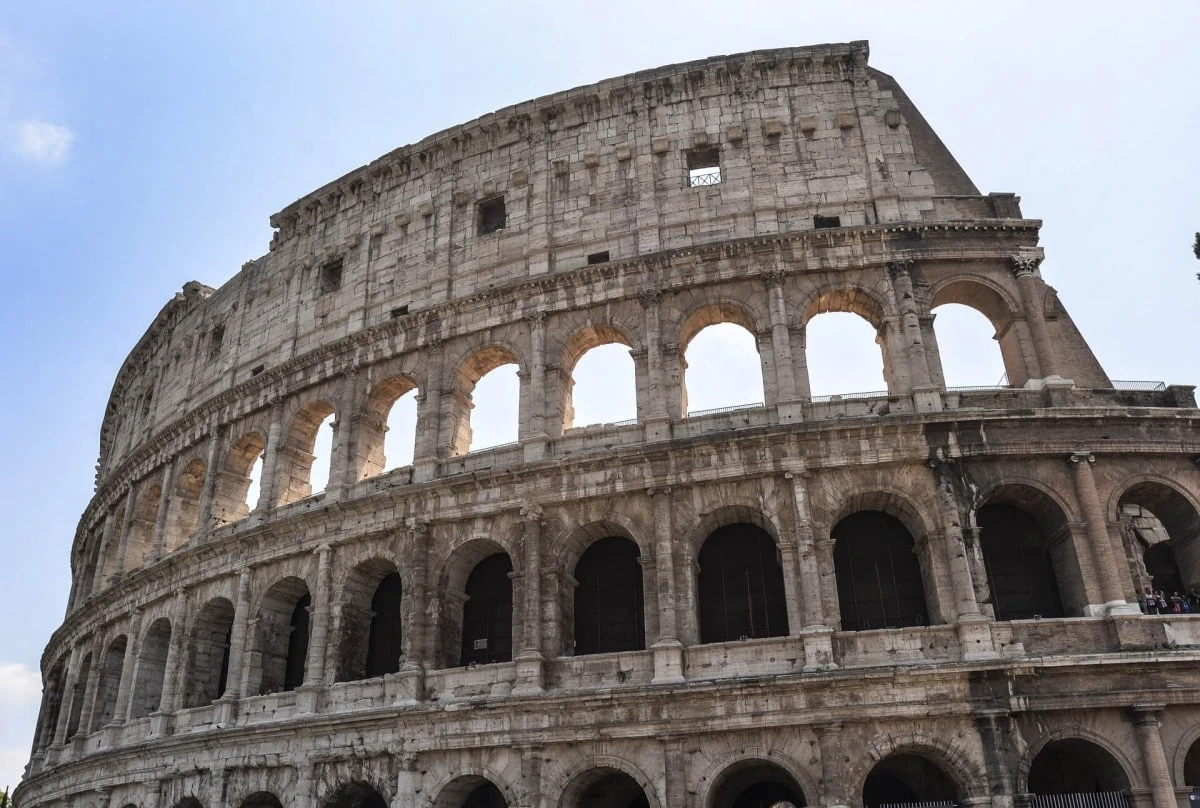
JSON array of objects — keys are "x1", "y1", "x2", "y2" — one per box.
[{"x1": 17, "y1": 41, "x2": 1200, "y2": 808}]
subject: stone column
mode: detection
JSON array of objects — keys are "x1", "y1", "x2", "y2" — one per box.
[
  {"x1": 255, "y1": 419, "x2": 284, "y2": 512},
  {"x1": 649, "y1": 487, "x2": 684, "y2": 683},
  {"x1": 765, "y1": 268, "x2": 803, "y2": 422},
  {"x1": 156, "y1": 590, "x2": 189, "y2": 715},
  {"x1": 398, "y1": 520, "x2": 429, "y2": 704},
  {"x1": 515, "y1": 503, "x2": 545, "y2": 695},
  {"x1": 931, "y1": 465, "x2": 997, "y2": 658},
  {"x1": 977, "y1": 713, "x2": 1016, "y2": 808},
  {"x1": 784, "y1": 469, "x2": 836, "y2": 669},
  {"x1": 1070, "y1": 453, "x2": 1137, "y2": 614},
  {"x1": 51, "y1": 645, "x2": 83, "y2": 746},
  {"x1": 887, "y1": 259, "x2": 934, "y2": 388},
  {"x1": 110, "y1": 489, "x2": 138, "y2": 582},
  {"x1": 219, "y1": 567, "x2": 253, "y2": 721},
  {"x1": 77, "y1": 634, "x2": 106, "y2": 737},
  {"x1": 395, "y1": 753, "x2": 420, "y2": 808},
  {"x1": 113, "y1": 608, "x2": 144, "y2": 724},
  {"x1": 300, "y1": 544, "x2": 334, "y2": 706},
  {"x1": 1010, "y1": 253, "x2": 1059, "y2": 380},
  {"x1": 92, "y1": 507, "x2": 117, "y2": 595},
  {"x1": 518, "y1": 744, "x2": 543, "y2": 808},
  {"x1": 662, "y1": 736, "x2": 686, "y2": 808},
  {"x1": 194, "y1": 427, "x2": 224, "y2": 541},
  {"x1": 641, "y1": 291, "x2": 672, "y2": 437},
  {"x1": 150, "y1": 461, "x2": 175, "y2": 561},
  {"x1": 412, "y1": 340, "x2": 444, "y2": 483},
  {"x1": 1131, "y1": 706, "x2": 1178, "y2": 808},
  {"x1": 523, "y1": 312, "x2": 548, "y2": 462},
  {"x1": 815, "y1": 538, "x2": 842, "y2": 630},
  {"x1": 817, "y1": 724, "x2": 850, "y2": 808}
]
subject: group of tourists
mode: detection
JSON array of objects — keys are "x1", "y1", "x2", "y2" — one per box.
[{"x1": 1139, "y1": 587, "x2": 1200, "y2": 614}]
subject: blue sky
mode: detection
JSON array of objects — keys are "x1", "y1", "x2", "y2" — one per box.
[{"x1": 1, "y1": 0, "x2": 1198, "y2": 791}]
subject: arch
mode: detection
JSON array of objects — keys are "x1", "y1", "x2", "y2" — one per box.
[
  {"x1": 335, "y1": 558, "x2": 403, "y2": 682},
  {"x1": 460, "y1": 552, "x2": 515, "y2": 666},
  {"x1": 800, "y1": 286, "x2": 889, "y2": 329},
  {"x1": 1115, "y1": 479, "x2": 1200, "y2": 594},
  {"x1": 450, "y1": 344, "x2": 522, "y2": 455},
  {"x1": 558, "y1": 766, "x2": 653, "y2": 808},
  {"x1": 681, "y1": 320, "x2": 765, "y2": 416},
  {"x1": 213, "y1": 431, "x2": 266, "y2": 525},
  {"x1": 979, "y1": 483, "x2": 1084, "y2": 617},
  {"x1": 173, "y1": 798, "x2": 204, "y2": 808},
  {"x1": 166, "y1": 457, "x2": 207, "y2": 552},
  {"x1": 357, "y1": 374, "x2": 420, "y2": 479},
  {"x1": 801, "y1": 286, "x2": 892, "y2": 398},
  {"x1": 1181, "y1": 733, "x2": 1200, "y2": 788},
  {"x1": 434, "y1": 538, "x2": 514, "y2": 668},
  {"x1": 276, "y1": 399, "x2": 337, "y2": 506},
  {"x1": 697, "y1": 523, "x2": 789, "y2": 643},
  {"x1": 1026, "y1": 738, "x2": 1132, "y2": 797},
  {"x1": 706, "y1": 758, "x2": 808, "y2": 808},
  {"x1": 131, "y1": 617, "x2": 172, "y2": 719},
  {"x1": 251, "y1": 576, "x2": 311, "y2": 695},
  {"x1": 833, "y1": 510, "x2": 930, "y2": 631},
  {"x1": 240, "y1": 792, "x2": 284, "y2": 808},
  {"x1": 35, "y1": 657, "x2": 67, "y2": 750},
  {"x1": 573, "y1": 536, "x2": 645, "y2": 656},
  {"x1": 65, "y1": 651, "x2": 92, "y2": 738},
  {"x1": 323, "y1": 781, "x2": 388, "y2": 808},
  {"x1": 562, "y1": 326, "x2": 637, "y2": 430},
  {"x1": 431, "y1": 775, "x2": 511, "y2": 808},
  {"x1": 930, "y1": 303, "x2": 1008, "y2": 388},
  {"x1": 862, "y1": 753, "x2": 962, "y2": 808},
  {"x1": 91, "y1": 634, "x2": 126, "y2": 728},
  {"x1": 929, "y1": 275, "x2": 1027, "y2": 387},
  {"x1": 185, "y1": 597, "x2": 235, "y2": 708},
  {"x1": 125, "y1": 482, "x2": 163, "y2": 572}
]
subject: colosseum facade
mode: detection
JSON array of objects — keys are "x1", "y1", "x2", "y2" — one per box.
[{"x1": 16, "y1": 40, "x2": 1200, "y2": 808}]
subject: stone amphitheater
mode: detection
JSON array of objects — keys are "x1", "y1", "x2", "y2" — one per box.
[{"x1": 16, "y1": 40, "x2": 1200, "y2": 808}]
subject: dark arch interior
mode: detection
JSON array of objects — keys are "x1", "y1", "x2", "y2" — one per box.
[
  {"x1": 188, "y1": 598, "x2": 234, "y2": 708},
  {"x1": 698, "y1": 523, "x2": 789, "y2": 643},
  {"x1": 833, "y1": 511, "x2": 929, "y2": 631},
  {"x1": 242, "y1": 792, "x2": 284, "y2": 808},
  {"x1": 463, "y1": 782, "x2": 507, "y2": 808},
  {"x1": 863, "y1": 754, "x2": 959, "y2": 808},
  {"x1": 710, "y1": 761, "x2": 806, "y2": 808},
  {"x1": 175, "y1": 798, "x2": 204, "y2": 808},
  {"x1": 284, "y1": 592, "x2": 312, "y2": 691},
  {"x1": 574, "y1": 536, "x2": 645, "y2": 655},
  {"x1": 365, "y1": 571, "x2": 404, "y2": 677},
  {"x1": 1028, "y1": 739, "x2": 1130, "y2": 795},
  {"x1": 461, "y1": 553, "x2": 514, "y2": 666},
  {"x1": 978, "y1": 503, "x2": 1065, "y2": 621},
  {"x1": 1143, "y1": 542, "x2": 1184, "y2": 597},
  {"x1": 1120, "y1": 483, "x2": 1200, "y2": 592},
  {"x1": 567, "y1": 768, "x2": 650, "y2": 808},
  {"x1": 326, "y1": 781, "x2": 387, "y2": 808},
  {"x1": 1184, "y1": 738, "x2": 1200, "y2": 787}
]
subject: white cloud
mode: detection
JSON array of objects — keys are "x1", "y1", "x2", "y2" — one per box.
[
  {"x1": 0, "y1": 745, "x2": 31, "y2": 793},
  {"x1": 12, "y1": 120, "x2": 74, "y2": 166},
  {"x1": 0, "y1": 663, "x2": 40, "y2": 708}
]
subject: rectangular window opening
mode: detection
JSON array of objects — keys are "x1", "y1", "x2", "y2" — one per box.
[
  {"x1": 686, "y1": 146, "x2": 721, "y2": 187},
  {"x1": 390, "y1": 305, "x2": 410, "y2": 319},
  {"x1": 478, "y1": 196, "x2": 506, "y2": 235},
  {"x1": 208, "y1": 325, "x2": 225, "y2": 361},
  {"x1": 587, "y1": 251, "x2": 610, "y2": 265},
  {"x1": 319, "y1": 259, "x2": 343, "y2": 294},
  {"x1": 814, "y1": 214, "x2": 841, "y2": 229},
  {"x1": 251, "y1": 365, "x2": 265, "y2": 377}
]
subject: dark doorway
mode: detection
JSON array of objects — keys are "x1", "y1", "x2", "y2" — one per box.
[
  {"x1": 698, "y1": 524, "x2": 789, "y2": 643},
  {"x1": 365, "y1": 572, "x2": 404, "y2": 677},
  {"x1": 833, "y1": 511, "x2": 929, "y2": 630},
  {"x1": 978, "y1": 504, "x2": 1065, "y2": 620},
  {"x1": 284, "y1": 593, "x2": 311, "y2": 691},
  {"x1": 461, "y1": 553, "x2": 513, "y2": 666},
  {"x1": 863, "y1": 754, "x2": 958, "y2": 808},
  {"x1": 1143, "y1": 542, "x2": 1184, "y2": 597},
  {"x1": 325, "y1": 781, "x2": 388, "y2": 808},
  {"x1": 463, "y1": 782, "x2": 507, "y2": 808},
  {"x1": 574, "y1": 537, "x2": 645, "y2": 655},
  {"x1": 1028, "y1": 739, "x2": 1130, "y2": 796},
  {"x1": 710, "y1": 761, "x2": 806, "y2": 808}
]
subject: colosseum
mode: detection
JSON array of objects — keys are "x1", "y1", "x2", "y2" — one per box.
[{"x1": 16, "y1": 39, "x2": 1200, "y2": 808}]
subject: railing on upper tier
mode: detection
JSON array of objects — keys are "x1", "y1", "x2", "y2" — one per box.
[{"x1": 1112, "y1": 380, "x2": 1167, "y2": 391}]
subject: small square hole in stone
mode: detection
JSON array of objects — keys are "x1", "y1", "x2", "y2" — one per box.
[
  {"x1": 587, "y1": 251, "x2": 610, "y2": 265},
  {"x1": 813, "y1": 214, "x2": 841, "y2": 229},
  {"x1": 319, "y1": 259, "x2": 343, "y2": 294},
  {"x1": 686, "y1": 146, "x2": 721, "y2": 187},
  {"x1": 478, "y1": 196, "x2": 506, "y2": 235}
]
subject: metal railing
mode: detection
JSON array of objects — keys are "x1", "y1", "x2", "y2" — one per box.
[
  {"x1": 688, "y1": 168, "x2": 721, "y2": 187},
  {"x1": 1029, "y1": 792, "x2": 1129, "y2": 808},
  {"x1": 945, "y1": 385, "x2": 1013, "y2": 392},
  {"x1": 810, "y1": 389, "x2": 890, "y2": 403},
  {"x1": 877, "y1": 801, "x2": 956, "y2": 808},
  {"x1": 686, "y1": 402, "x2": 764, "y2": 418},
  {"x1": 1112, "y1": 380, "x2": 1166, "y2": 391}
]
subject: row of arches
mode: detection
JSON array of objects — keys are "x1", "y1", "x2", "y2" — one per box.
[{"x1": 117, "y1": 735, "x2": 1170, "y2": 808}]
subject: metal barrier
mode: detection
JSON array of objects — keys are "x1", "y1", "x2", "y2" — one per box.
[
  {"x1": 811, "y1": 390, "x2": 890, "y2": 403},
  {"x1": 686, "y1": 402, "x2": 764, "y2": 418},
  {"x1": 1112, "y1": 380, "x2": 1166, "y2": 391},
  {"x1": 1030, "y1": 792, "x2": 1130, "y2": 808}
]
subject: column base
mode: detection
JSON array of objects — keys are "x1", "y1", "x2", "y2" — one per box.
[
  {"x1": 651, "y1": 640, "x2": 685, "y2": 684},
  {"x1": 1107, "y1": 601, "x2": 1141, "y2": 617},
  {"x1": 148, "y1": 710, "x2": 172, "y2": 738},
  {"x1": 912, "y1": 387, "x2": 944, "y2": 413},
  {"x1": 392, "y1": 666, "x2": 425, "y2": 705},
  {"x1": 294, "y1": 683, "x2": 323, "y2": 714},
  {"x1": 522, "y1": 438, "x2": 548, "y2": 464},
  {"x1": 644, "y1": 417, "x2": 672, "y2": 444},
  {"x1": 956, "y1": 617, "x2": 1000, "y2": 661},
  {"x1": 213, "y1": 694, "x2": 239, "y2": 726},
  {"x1": 776, "y1": 400, "x2": 806, "y2": 424},
  {"x1": 512, "y1": 653, "x2": 545, "y2": 696},
  {"x1": 800, "y1": 626, "x2": 837, "y2": 671},
  {"x1": 412, "y1": 457, "x2": 439, "y2": 484},
  {"x1": 1108, "y1": 612, "x2": 1157, "y2": 651}
]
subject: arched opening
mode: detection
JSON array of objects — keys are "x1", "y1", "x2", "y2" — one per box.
[
  {"x1": 930, "y1": 279, "x2": 1026, "y2": 387},
  {"x1": 433, "y1": 777, "x2": 509, "y2": 808},
  {"x1": 65, "y1": 652, "x2": 91, "y2": 738},
  {"x1": 682, "y1": 322, "x2": 765, "y2": 415},
  {"x1": 451, "y1": 346, "x2": 521, "y2": 455},
  {"x1": 709, "y1": 760, "x2": 806, "y2": 808},
  {"x1": 251, "y1": 577, "x2": 310, "y2": 695},
  {"x1": 863, "y1": 753, "x2": 960, "y2": 808},
  {"x1": 213, "y1": 432, "x2": 266, "y2": 525},
  {"x1": 172, "y1": 799, "x2": 204, "y2": 808},
  {"x1": 697, "y1": 524, "x2": 788, "y2": 643},
  {"x1": 125, "y1": 483, "x2": 162, "y2": 572},
  {"x1": 931, "y1": 303, "x2": 1008, "y2": 388},
  {"x1": 573, "y1": 537, "x2": 645, "y2": 655},
  {"x1": 1028, "y1": 739, "x2": 1131, "y2": 804},
  {"x1": 35, "y1": 658, "x2": 67, "y2": 750},
  {"x1": 98, "y1": 500, "x2": 127, "y2": 584},
  {"x1": 277, "y1": 400, "x2": 337, "y2": 506},
  {"x1": 131, "y1": 617, "x2": 172, "y2": 719},
  {"x1": 1117, "y1": 482, "x2": 1200, "y2": 598},
  {"x1": 336, "y1": 560, "x2": 403, "y2": 682},
  {"x1": 185, "y1": 597, "x2": 234, "y2": 708},
  {"x1": 166, "y1": 458, "x2": 206, "y2": 551},
  {"x1": 566, "y1": 342, "x2": 637, "y2": 429},
  {"x1": 357, "y1": 375, "x2": 419, "y2": 479},
  {"x1": 979, "y1": 485, "x2": 1084, "y2": 617},
  {"x1": 978, "y1": 504, "x2": 1066, "y2": 620},
  {"x1": 833, "y1": 511, "x2": 930, "y2": 631},
  {"x1": 241, "y1": 792, "x2": 284, "y2": 808},
  {"x1": 91, "y1": 635, "x2": 126, "y2": 728},
  {"x1": 805, "y1": 312, "x2": 888, "y2": 398},
  {"x1": 325, "y1": 781, "x2": 388, "y2": 808},
  {"x1": 1183, "y1": 736, "x2": 1200, "y2": 788},
  {"x1": 461, "y1": 553, "x2": 514, "y2": 666},
  {"x1": 560, "y1": 767, "x2": 650, "y2": 808}
]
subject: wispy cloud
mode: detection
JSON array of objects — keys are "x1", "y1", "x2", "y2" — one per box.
[
  {"x1": 0, "y1": 663, "x2": 40, "y2": 708},
  {"x1": 11, "y1": 120, "x2": 74, "y2": 166},
  {"x1": 0, "y1": 745, "x2": 30, "y2": 795}
]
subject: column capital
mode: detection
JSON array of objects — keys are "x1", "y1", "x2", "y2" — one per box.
[
  {"x1": 638, "y1": 289, "x2": 662, "y2": 309},
  {"x1": 1010, "y1": 249, "x2": 1044, "y2": 278},
  {"x1": 886, "y1": 257, "x2": 915, "y2": 278},
  {"x1": 646, "y1": 486, "x2": 672, "y2": 497},
  {"x1": 526, "y1": 310, "x2": 547, "y2": 328},
  {"x1": 1069, "y1": 452, "x2": 1096, "y2": 465},
  {"x1": 763, "y1": 267, "x2": 786, "y2": 288},
  {"x1": 1131, "y1": 703, "x2": 1166, "y2": 722},
  {"x1": 519, "y1": 501, "x2": 544, "y2": 521}
]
